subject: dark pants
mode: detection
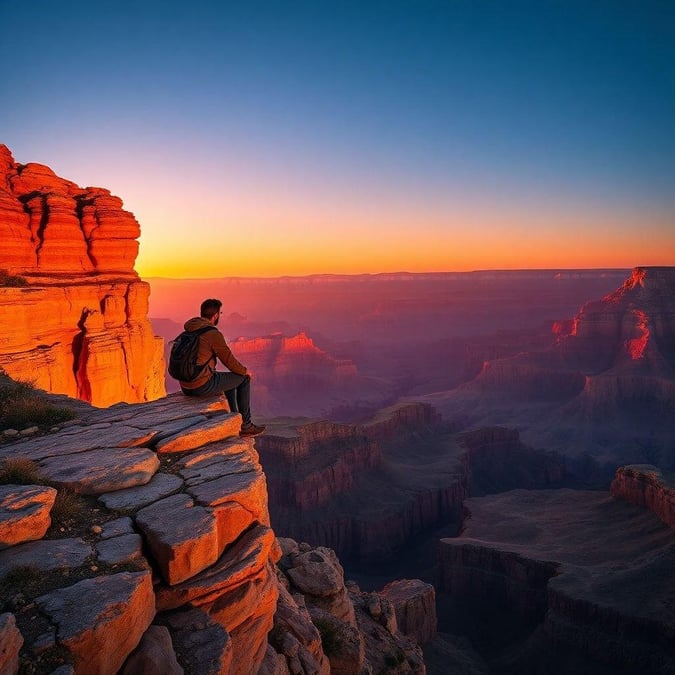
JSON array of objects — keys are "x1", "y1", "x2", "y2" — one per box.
[{"x1": 182, "y1": 372, "x2": 252, "y2": 425}]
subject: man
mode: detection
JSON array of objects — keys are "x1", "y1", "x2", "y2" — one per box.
[{"x1": 179, "y1": 298, "x2": 265, "y2": 437}]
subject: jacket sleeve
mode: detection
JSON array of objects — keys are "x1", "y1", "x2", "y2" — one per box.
[{"x1": 211, "y1": 331, "x2": 248, "y2": 376}]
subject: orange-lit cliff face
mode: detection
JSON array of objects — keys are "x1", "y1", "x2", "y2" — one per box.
[
  {"x1": 566, "y1": 266, "x2": 675, "y2": 370},
  {"x1": 0, "y1": 144, "x2": 165, "y2": 406}
]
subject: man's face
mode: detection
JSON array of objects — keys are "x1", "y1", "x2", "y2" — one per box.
[{"x1": 214, "y1": 311, "x2": 220, "y2": 326}]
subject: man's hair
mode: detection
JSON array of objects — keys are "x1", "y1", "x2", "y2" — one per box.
[{"x1": 200, "y1": 298, "x2": 222, "y2": 319}]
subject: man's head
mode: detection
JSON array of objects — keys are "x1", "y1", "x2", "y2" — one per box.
[{"x1": 200, "y1": 298, "x2": 222, "y2": 325}]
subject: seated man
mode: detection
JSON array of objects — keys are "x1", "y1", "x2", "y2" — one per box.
[{"x1": 179, "y1": 298, "x2": 265, "y2": 437}]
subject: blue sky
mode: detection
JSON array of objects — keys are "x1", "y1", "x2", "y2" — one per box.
[{"x1": 1, "y1": 1, "x2": 673, "y2": 275}]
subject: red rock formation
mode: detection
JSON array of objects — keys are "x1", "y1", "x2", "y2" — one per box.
[
  {"x1": 610, "y1": 464, "x2": 675, "y2": 531},
  {"x1": 0, "y1": 144, "x2": 165, "y2": 406}
]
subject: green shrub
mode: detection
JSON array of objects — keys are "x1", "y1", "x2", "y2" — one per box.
[
  {"x1": 0, "y1": 458, "x2": 43, "y2": 485},
  {"x1": 0, "y1": 379, "x2": 75, "y2": 432},
  {"x1": 0, "y1": 269, "x2": 28, "y2": 287}
]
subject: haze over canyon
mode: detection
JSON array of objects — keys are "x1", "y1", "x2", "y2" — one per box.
[{"x1": 1, "y1": 144, "x2": 674, "y2": 674}]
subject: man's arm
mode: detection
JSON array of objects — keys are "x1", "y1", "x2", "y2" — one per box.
[{"x1": 211, "y1": 331, "x2": 248, "y2": 375}]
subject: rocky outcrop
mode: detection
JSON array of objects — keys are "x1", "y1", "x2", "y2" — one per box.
[
  {"x1": 0, "y1": 484, "x2": 57, "y2": 548},
  {"x1": 380, "y1": 579, "x2": 436, "y2": 645},
  {"x1": 269, "y1": 537, "x2": 426, "y2": 674},
  {"x1": 458, "y1": 427, "x2": 566, "y2": 495},
  {"x1": 0, "y1": 393, "x2": 278, "y2": 674},
  {"x1": 257, "y1": 403, "x2": 466, "y2": 562},
  {"x1": 610, "y1": 464, "x2": 675, "y2": 530},
  {"x1": 0, "y1": 389, "x2": 435, "y2": 674},
  {"x1": 437, "y1": 488, "x2": 675, "y2": 674},
  {"x1": 0, "y1": 144, "x2": 164, "y2": 407}
]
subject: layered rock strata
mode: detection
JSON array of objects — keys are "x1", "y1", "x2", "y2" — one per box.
[
  {"x1": 265, "y1": 537, "x2": 426, "y2": 675},
  {"x1": 0, "y1": 393, "x2": 278, "y2": 674},
  {"x1": 0, "y1": 144, "x2": 164, "y2": 407},
  {"x1": 437, "y1": 488, "x2": 675, "y2": 673},
  {"x1": 257, "y1": 403, "x2": 466, "y2": 562},
  {"x1": 0, "y1": 390, "x2": 435, "y2": 674},
  {"x1": 610, "y1": 464, "x2": 675, "y2": 531},
  {"x1": 426, "y1": 266, "x2": 675, "y2": 468}
]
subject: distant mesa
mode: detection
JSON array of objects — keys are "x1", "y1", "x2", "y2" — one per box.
[{"x1": 0, "y1": 143, "x2": 165, "y2": 406}]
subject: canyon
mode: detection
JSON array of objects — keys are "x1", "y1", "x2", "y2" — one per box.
[
  {"x1": 0, "y1": 144, "x2": 164, "y2": 407},
  {"x1": 2, "y1": 145, "x2": 674, "y2": 673},
  {"x1": 0, "y1": 390, "x2": 434, "y2": 674},
  {"x1": 425, "y1": 266, "x2": 675, "y2": 473}
]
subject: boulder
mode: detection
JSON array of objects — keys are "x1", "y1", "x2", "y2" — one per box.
[
  {"x1": 35, "y1": 571, "x2": 155, "y2": 675},
  {"x1": 0, "y1": 484, "x2": 57, "y2": 548},
  {"x1": 120, "y1": 625, "x2": 183, "y2": 675},
  {"x1": 135, "y1": 493, "x2": 220, "y2": 585},
  {"x1": 285, "y1": 547, "x2": 355, "y2": 625},
  {"x1": 98, "y1": 473, "x2": 183, "y2": 513},
  {"x1": 0, "y1": 538, "x2": 92, "y2": 577},
  {"x1": 161, "y1": 607, "x2": 232, "y2": 675}
]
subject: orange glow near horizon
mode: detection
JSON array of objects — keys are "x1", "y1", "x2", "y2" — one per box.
[{"x1": 134, "y1": 199, "x2": 675, "y2": 278}]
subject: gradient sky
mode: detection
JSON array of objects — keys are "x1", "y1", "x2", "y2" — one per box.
[{"x1": 1, "y1": 1, "x2": 674, "y2": 276}]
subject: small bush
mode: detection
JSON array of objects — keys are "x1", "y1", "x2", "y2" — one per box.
[
  {"x1": 50, "y1": 489, "x2": 82, "y2": 527},
  {"x1": 0, "y1": 378, "x2": 75, "y2": 432},
  {"x1": 0, "y1": 269, "x2": 28, "y2": 287},
  {"x1": 384, "y1": 651, "x2": 406, "y2": 668},
  {"x1": 0, "y1": 458, "x2": 43, "y2": 485}
]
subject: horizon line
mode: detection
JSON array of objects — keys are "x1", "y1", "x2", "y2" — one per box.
[{"x1": 144, "y1": 266, "x2": 643, "y2": 282}]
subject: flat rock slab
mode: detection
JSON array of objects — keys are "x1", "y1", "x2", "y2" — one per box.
[
  {"x1": 156, "y1": 525, "x2": 275, "y2": 611},
  {"x1": 186, "y1": 468, "x2": 269, "y2": 525},
  {"x1": 97, "y1": 533, "x2": 144, "y2": 566},
  {"x1": 119, "y1": 625, "x2": 183, "y2": 675},
  {"x1": 101, "y1": 516, "x2": 135, "y2": 539},
  {"x1": 173, "y1": 437, "x2": 255, "y2": 471},
  {"x1": 0, "y1": 538, "x2": 92, "y2": 577},
  {"x1": 39, "y1": 446, "x2": 159, "y2": 495},
  {"x1": 0, "y1": 424, "x2": 156, "y2": 462},
  {"x1": 98, "y1": 472, "x2": 183, "y2": 513},
  {"x1": 88, "y1": 393, "x2": 229, "y2": 425},
  {"x1": 0, "y1": 484, "x2": 57, "y2": 548},
  {"x1": 179, "y1": 451, "x2": 258, "y2": 487},
  {"x1": 155, "y1": 414, "x2": 242, "y2": 454},
  {"x1": 36, "y1": 571, "x2": 154, "y2": 675},
  {"x1": 135, "y1": 493, "x2": 220, "y2": 585}
]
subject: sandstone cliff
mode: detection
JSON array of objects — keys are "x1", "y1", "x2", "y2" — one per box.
[
  {"x1": 0, "y1": 144, "x2": 164, "y2": 407},
  {"x1": 0, "y1": 391, "x2": 433, "y2": 674}
]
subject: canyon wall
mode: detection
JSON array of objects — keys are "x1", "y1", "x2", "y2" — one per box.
[
  {"x1": 257, "y1": 406, "x2": 570, "y2": 564},
  {"x1": 0, "y1": 144, "x2": 164, "y2": 406},
  {"x1": 436, "y1": 486, "x2": 675, "y2": 673}
]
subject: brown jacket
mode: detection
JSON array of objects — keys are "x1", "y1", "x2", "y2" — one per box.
[{"x1": 179, "y1": 317, "x2": 247, "y2": 389}]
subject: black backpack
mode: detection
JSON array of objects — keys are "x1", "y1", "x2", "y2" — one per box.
[{"x1": 168, "y1": 325, "x2": 217, "y2": 382}]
